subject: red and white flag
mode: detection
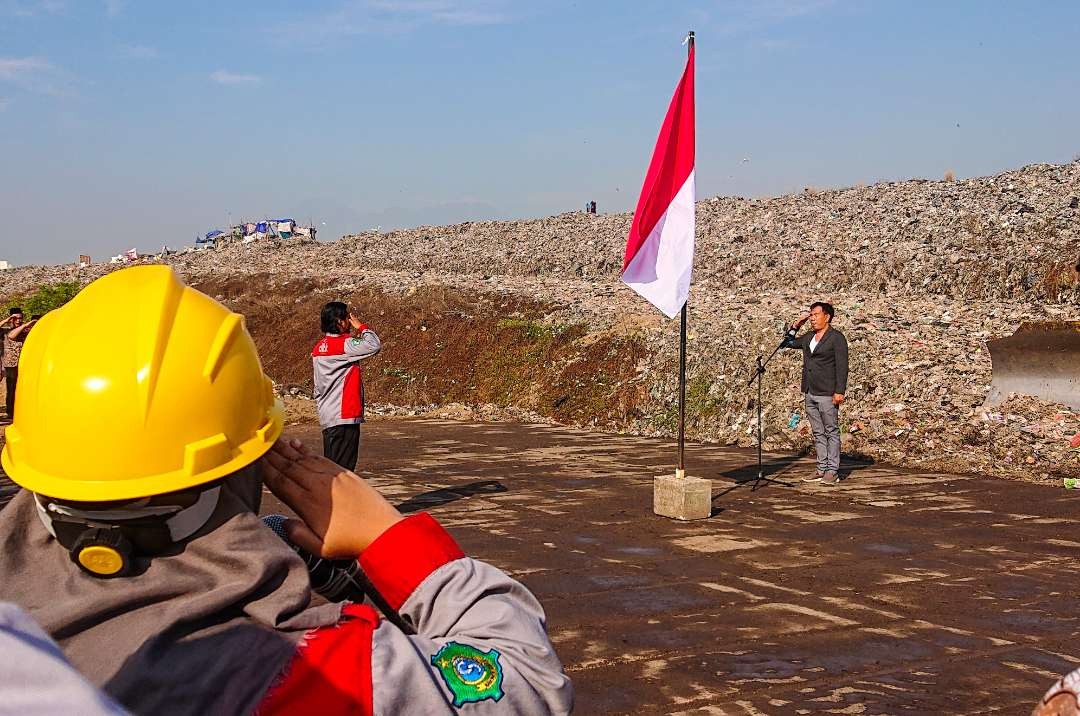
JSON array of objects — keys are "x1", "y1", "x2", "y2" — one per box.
[{"x1": 621, "y1": 45, "x2": 695, "y2": 319}]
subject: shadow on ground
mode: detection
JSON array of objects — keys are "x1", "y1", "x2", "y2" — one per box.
[
  {"x1": 1, "y1": 417, "x2": 1067, "y2": 715},
  {"x1": 395, "y1": 480, "x2": 508, "y2": 513},
  {"x1": 259, "y1": 418, "x2": 1071, "y2": 715}
]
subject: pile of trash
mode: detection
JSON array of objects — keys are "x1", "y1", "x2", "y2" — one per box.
[
  {"x1": 975, "y1": 394, "x2": 1079, "y2": 482},
  {"x1": 2, "y1": 160, "x2": 1078, "y2": 482},
  {"x1": 616, "y1": 288, "x2": 1079, "y2": 484},
  {"x1": 337, "y1": 161, "x2": 1080, "y2": 304},
  {"x1": 6, "y1": 161, "x2": 1076, "y2": 302}
]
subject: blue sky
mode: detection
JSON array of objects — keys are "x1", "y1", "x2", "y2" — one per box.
[{"x1": 1, "y1": 1, "x2": 1078, "y2": 266}]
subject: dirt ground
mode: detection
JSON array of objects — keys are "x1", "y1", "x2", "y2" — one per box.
[
  {"x1": 3, "y1": 418, "x2": 1077, "y2": 714},
  {"x1": 267, "y1": 419, "x2": 1073, "y2": 715}
]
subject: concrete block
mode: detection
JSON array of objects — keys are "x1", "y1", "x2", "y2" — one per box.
[{"x1": 653, "y1": 473, "x2": 713, "y2": 520}]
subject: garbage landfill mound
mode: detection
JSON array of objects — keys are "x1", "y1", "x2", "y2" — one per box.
[{"x1": 2, "y1": 160, "x2": 1078, "y2": 484}]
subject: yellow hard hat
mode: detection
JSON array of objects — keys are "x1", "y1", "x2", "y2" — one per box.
[{"x1": 1, "y1": 265, "x2": 283, "y2": 502}]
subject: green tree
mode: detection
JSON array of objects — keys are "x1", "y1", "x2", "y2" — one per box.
[{"x1": 6, "y1": 281, "x2": 82, "y2": 317}]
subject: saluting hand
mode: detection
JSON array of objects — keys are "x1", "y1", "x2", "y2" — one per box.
[{"x1": 261, "y1": 438, "x2": 403, "y2": 558}]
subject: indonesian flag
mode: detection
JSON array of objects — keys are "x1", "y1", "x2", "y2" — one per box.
[{"x1": 621, "y1": 45, "x2": 695, "y2": 319}]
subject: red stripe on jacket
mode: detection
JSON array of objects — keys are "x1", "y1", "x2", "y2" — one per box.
[
  {"x1": 258, "y1": 514, "x2": 464, "y2": 715},
  {"x1": 360, "y1": 513, "x2": 465, "y2": 611},
  {"x1": 310, "y1": 326, "x2": 369, "y2": 359},
  {"x1": 258, "y1": 603, "x2": 376, "y2": 716},
  {"x1": 311, "y1": 332, "x2": 367, "y2": 422},
  {"x1": 342, "y1": 364, "x2": 362, "y2": 421}
]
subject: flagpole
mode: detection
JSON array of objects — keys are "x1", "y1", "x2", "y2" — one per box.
[
  {"x1": 678, "y1": 302, "x2": 687, "y2": 475},
  {"x1": 676, "y1": 30, "x2": 694, "y2": 478}
]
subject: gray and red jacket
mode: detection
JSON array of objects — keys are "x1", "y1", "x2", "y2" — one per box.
[
  {"x1": 312, "y1": 328, "x2": 381, "y2": 428},
  {"x1": 259, "y1": 513, "x2": 573, "y2": 715}
]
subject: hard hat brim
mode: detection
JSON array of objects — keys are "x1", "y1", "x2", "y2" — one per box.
[{"x1": 2, "y1": 399, "x2": 284, "y2": 502}]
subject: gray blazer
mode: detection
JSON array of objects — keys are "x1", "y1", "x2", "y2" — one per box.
[{"x1": 783, "y1": 326, "x2": 849, "y2": 396}]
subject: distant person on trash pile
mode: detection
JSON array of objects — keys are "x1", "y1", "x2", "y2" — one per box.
[
  {"x1": 783, "y1": 301, "x2": 849, "y2": 485},
  {"x1": 1, "y1": 307, "x2": 36, "y2": 422},
  {"x1": 312, "y1": 301, "x2": 381, "y2": 471},
  {"x1": 0, "y1": 266, "x2": 572, "y2": 716}
]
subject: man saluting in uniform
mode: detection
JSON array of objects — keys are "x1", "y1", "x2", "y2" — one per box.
[
  {"x1": 784, "y1": 301, "x2": 849, "y2": 485},
  {"x1": 312, "y1": 302, "x2": 381, "y2": 471}
]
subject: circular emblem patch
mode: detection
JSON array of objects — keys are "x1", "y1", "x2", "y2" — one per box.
[{"x1": 431, "y1": 642, "x2": 505, "y2": 707}]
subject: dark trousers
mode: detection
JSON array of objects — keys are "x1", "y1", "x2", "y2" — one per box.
[
  {"x1": 322, "y1": 424, "x2": 361, "y2": 472},
  {"x1": 3, "y1": 368, "x2": 15, "y2": 421}
]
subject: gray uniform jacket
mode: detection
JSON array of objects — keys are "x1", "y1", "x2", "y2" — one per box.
[
  {"x1": 260, "y1": 512, "x2": 573, "y2": 714},
  {"x1": 371, "y1": 553, "x2": 573, "y2": 714},
  {"x1": 312, "y1": 328, "x2": 382, "y2": 429},
  {"x1": 782, "y1": 326, "x2": 849, "y2": 396}
]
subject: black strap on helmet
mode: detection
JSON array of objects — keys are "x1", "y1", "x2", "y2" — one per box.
[{"x1": 33, "y1": 485, "x2": 222, "y2": 578}]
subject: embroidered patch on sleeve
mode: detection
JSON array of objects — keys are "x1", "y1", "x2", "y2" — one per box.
[{"x1": 431, "y1": 641, "x2": 505, "y2": 707}]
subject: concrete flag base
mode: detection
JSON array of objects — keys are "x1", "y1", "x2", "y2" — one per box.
[{"x1": 653, "y1": 471, "x2": 712, "y2": 520}]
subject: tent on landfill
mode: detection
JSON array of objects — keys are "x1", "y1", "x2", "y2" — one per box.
[{"x1": 270, "y1": 218, "x2": 295, "y2": 238}]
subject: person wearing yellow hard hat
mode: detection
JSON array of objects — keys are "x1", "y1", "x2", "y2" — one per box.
[{"x1": 0, "y1": 266, "x2": 571, "y2": 715}]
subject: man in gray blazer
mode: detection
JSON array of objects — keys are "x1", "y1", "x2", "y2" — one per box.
[{"x1": 784, "y1": 302, "x2": 849, "y2": 484}]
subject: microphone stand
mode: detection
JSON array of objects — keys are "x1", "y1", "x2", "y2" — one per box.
[{"x1": 745, "y1": 332, "x2": 791, "y2": 490}]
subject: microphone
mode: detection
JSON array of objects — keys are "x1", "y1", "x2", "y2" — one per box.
[
  {"x1": 261, "y1": 514, "x2": 414, "y2": 633},
  {"x1": 747, "y1": 326, "x2": 797, "y2": 387}
]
